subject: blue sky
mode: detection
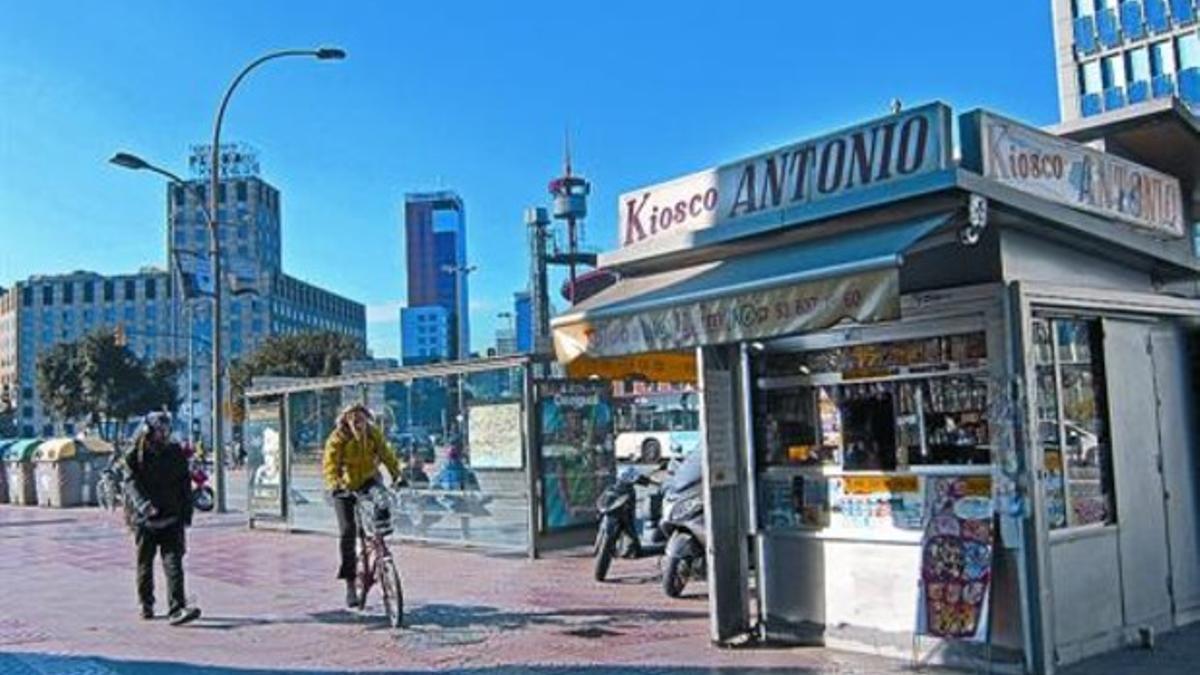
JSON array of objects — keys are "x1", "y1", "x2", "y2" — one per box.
[{"x1": 0, "y1": 1, "x2": 1059, "y2": 359}]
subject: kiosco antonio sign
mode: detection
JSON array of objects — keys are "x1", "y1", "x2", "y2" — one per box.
[
  {"x1": 967, "y1": 110, "x2": 1184, "y2": 238},
  {"x1": 618, "y1": 103, "x2": 952, "y2": 250}
]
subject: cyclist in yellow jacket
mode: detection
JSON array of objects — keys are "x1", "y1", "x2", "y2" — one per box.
[{"x1": 322, "y1": 404, "x2": 404, "y2": 608}]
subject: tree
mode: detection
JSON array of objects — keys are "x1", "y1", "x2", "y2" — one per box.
[
  {"x1": 229, "y1": 331, "x2": 366, "y2": 425},
  {"x1": 36, "y1": 342, "x2": 88, "y2": 424},
  {"x1": 35, "y1": 331, "x2": 186, "y2": 440}
]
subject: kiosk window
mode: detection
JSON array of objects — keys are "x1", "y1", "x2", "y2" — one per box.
[{"x1": 1033, "y1": 318, "x2": 1114, "y2": 529}]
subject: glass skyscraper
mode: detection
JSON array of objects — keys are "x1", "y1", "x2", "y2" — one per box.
[
  {"x1": 1053, "y1": 0, "x2": 1200, "y2": 120},
  {"x1": 402, "y1": 191, "x2": 468, "y2": 363}
]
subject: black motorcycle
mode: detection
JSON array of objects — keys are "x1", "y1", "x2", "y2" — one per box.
[
  {"x1": 593, "y1": 465, "x2": 666, "y2": 581},
  {"x1": 659, "y1": 450, "x2": 706, "y2": 598}
]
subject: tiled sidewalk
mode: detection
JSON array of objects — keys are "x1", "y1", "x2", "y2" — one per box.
[{"x1": 0, "y1": 505, "x2": 950, "y2": 674}]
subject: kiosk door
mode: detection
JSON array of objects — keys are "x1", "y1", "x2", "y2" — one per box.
[
  {"x1": 1151, "y1": 325, "x2": 1200, "y2": 622},
  {"x1": 1103, "y1": 319, "x2": 1173, "y2": 631}
]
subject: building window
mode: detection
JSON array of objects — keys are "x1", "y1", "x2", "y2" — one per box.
[
  {"x1": 1072, "y1": 0, "x2": 1096, "y2": 17},
  {"x1": 62, "y1": 283, "x2": 74, "y2": 304},
  {"x1": 42, "y1": 285, "x2": 53, "y2": 305},
  {"x1": 1033, "y1": 318, "x2": 1115, "y2": 530},
  {"x1": 1101, "y1": 54, "x2": 1126, "y2": 89},
  {"x1": 236, "y1": 181, "x2": 247, "y2": 202},
  {"x1": 173, "y1": 185, "x2": 186, "y2": 206},
  {"x1": 1152, "y1": 39, "x2": 1177, "y2": 75},
  {"x1": 1128, "y1": 46, "x2": 1151, "y2": 82},
  {"x1": 83, "y1": 281, "x2": 94, "y2": 303},
  {"x1": 218, "y1": 183, "x2": 227, "y2": 204},
  {"x1": 22, "y1": 287, "x2": 32, "y2": 307},
  {"x1": 1178, "y1": 32, "x2": 1200, "y2": 70},
  {"x1": 145, "y1": 278, "x2": 157, "y2": 300},
  {"x1": 103, "y1": 281, "x2": 115, "y2": 302},
  {"x1": 124, "y1": 279, "x2": 136, "y2": 301}
]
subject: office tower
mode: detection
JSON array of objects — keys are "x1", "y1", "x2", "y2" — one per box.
[
  {"x1": 402, "y1": 191, "x2": 468, "y2": 363},
  {"x1": 1052, "y1": 0, "x2": 1200, "y2": 121}
]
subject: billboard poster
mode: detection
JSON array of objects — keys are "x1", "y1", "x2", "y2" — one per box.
[
  {"x1": 537, "y1": 381, "x2": 615, "y2": 530},
  {"x1": 244, "y1": 399, "x2": 285, "y2": 521},
  {"x1": 468, "y1": 402, "x2": 524, "y2": 469},
  {"x1": 917, "y1": 475, "x2": 994, "y2": 641}
]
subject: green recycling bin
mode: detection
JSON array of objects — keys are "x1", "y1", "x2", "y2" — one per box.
[
  {"x1": 0, "y1": 439, "x2": 17, "y2": 504},
  {"x1": 4, "y1": 439, "x2": 43, "y2": 506}
]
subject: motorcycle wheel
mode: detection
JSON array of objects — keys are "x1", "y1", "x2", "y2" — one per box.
[
  {"x1": 594, "y1": 530, "x2": 615, "y2": 582},
  {"x1": 379, "y1": 557, "x2": 404, "y2": 628},
  {"x1": 193, "y1": 486, "x2": 215, "y2": 512},
  {"x1": 662, "y1": 555, "x2": 687, "y2": 598}
]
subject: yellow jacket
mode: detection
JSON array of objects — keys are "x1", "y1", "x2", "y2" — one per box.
[{"x1": 322, "y1": 425, "x2": 402, "y2": 492}]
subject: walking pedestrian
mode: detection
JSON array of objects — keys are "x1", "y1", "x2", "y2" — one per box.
[{"x1": 121, "y1": 411, "x2": 202, "y2": 625}]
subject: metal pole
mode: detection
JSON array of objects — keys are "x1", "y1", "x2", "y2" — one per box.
[{"x1": 206, "y1": 48, "x2": 342, "y2": 513}]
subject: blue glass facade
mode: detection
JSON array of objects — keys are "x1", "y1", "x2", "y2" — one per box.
[
  {"x1": 514, "y1": 291, "x2": 533, "y2": 353},
  {"x1": 1067, "y1": 1, "x2": 1200, "y2": 117}
]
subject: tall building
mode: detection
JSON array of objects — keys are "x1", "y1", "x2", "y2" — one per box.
[
  {"x1": 0, "y1": 269, "x2": 174, "y2": 437},
  {"x1": 400, "y1": 305, "x2": 451, "y2": 364},
  {"x1": 1052, "y1": 0, "x2": 1200, "y2": 121},
  {"x1": 168, "y1": 145, "x2": 366, "y2": 438},
  {"x1": 513, "y1": 291, "x2": 533, "y2": 353},
  {"x1": 402, "y1": 191, "x2": 468, "y2": 362},
  {"x1": 0, "y1": 144, "x2": 367, "y2": 441}
]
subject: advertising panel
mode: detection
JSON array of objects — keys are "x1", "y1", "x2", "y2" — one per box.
[{"x1": 554, "y1": 267, "x2": 899, "y2": 361}]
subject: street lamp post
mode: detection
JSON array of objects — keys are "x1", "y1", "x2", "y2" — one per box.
[
  {"x1": 441, "y1": 263, "x2": 476, "y2": 440},
  {"x1": 110, "y1": 44, "x2": 345, "y2": 513}
]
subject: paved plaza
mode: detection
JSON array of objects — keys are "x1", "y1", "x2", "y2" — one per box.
[{"x1": 0, "y1": 504, "x2": 1196, "y2": 674}]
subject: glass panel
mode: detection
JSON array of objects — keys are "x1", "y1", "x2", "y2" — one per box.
[
  {"x1": 1152, "y1": 39, "x2": 1177, "y2": 74},
  {"x1": 1082, "y1": 60, "x2": 1104, "y2": 93},
  {"x1": 1129, "y1": 46, "x2": 1152, "y2": 80},
  {"x1": 284, "y1": 388, "x2": 344, "y2": 532},
  {"x1": 1177, "y1": 32, "x2": 1200, "y2": 69},
  {"x1": 1103, "y1": 54, "x2": 1127, "y2": 87},
  {"x1": 1036, "y1": 318, "x2": 1115, "y2": 530}
]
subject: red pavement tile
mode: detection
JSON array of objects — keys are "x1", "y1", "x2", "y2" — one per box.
[{"x1": 0, "y1": 504, "x2": 954, "y2": 673}]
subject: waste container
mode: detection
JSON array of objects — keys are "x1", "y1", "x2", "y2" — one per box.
[
  {"x1": 4, "y1": 439, "x2": 43, "y2": 506},
  {"x1": 34, "y1": 437, "x2": 111, "y2": 508},
  {"x1": 0, "y1": 439, "x2": 17, "y2": 504}
]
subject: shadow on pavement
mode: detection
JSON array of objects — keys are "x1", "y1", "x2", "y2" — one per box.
[
  {"x1": 400, "y1": 603, "x2": 708, "y2": 633},
  {"x1": 0, "y1": 652, "x2": 839, "y2": 674}
]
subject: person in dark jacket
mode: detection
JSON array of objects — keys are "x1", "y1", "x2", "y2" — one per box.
[{"x1": 122, "y1": 411, "x2": 201, "y2": 625}]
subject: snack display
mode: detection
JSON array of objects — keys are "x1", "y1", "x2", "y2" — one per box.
[{"x1": 919, "y1": 475, "x2": 994, "y2": 641}]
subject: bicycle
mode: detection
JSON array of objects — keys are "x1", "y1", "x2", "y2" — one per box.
[{"x1": 350, "y1": 484, "x2": 405, "y2": 628}]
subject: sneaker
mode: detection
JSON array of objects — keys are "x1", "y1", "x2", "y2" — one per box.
[
  {"x1": 168, "y1": 606, "x2": 201, "y2": 626},
  {"x1": 140, "y1": 606, "x2": 154, "y2": 620}
]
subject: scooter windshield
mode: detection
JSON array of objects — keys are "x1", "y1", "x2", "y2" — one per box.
[{"x1": 664, "y1": 450, "x2": 703, "y2": 496}]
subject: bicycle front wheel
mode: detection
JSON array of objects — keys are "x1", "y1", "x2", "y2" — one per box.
[{"x1": 379, "y1": 557, "x2": 404, "y2": 628}]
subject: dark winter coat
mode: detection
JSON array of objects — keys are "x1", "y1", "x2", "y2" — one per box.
[{"x1": 121, "y1": 436, "x2": 194, "y2": 531}]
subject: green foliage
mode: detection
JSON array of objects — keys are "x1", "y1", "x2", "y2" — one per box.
[
  {"x1": 229, "y1": 331, "x2": 366, "y2": 424},
  {"x1": 35, "y1": 331, "x2": 184, "y2": 439}
]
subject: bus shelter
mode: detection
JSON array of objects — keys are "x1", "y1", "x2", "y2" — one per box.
[{"x1": 242, "y1": 355, "x2": 618, "y2": 557}]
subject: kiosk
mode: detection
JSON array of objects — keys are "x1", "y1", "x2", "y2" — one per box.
[{"x1": 552, "y1": 101, "x2": 1200, "y2": 673}]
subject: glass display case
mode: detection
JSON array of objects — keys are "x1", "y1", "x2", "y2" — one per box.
[{"x1": 752, "y1": 331, "x2": 991, "y2": 534}]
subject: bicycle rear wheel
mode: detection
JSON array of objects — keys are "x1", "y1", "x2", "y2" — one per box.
[{"x1": 379, "y1": 557, "x2": 404, "y2": 628}]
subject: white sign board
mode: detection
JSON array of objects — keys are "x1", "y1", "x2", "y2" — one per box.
[
  {"x1": 617, "y1": 103, "x2": 951, "y2": 251},
  {"x1": 975, "y1": 112, "x2": 1184, "y2": 238},
  {"x1": 468, "y1": 402, "x2": 524, "y2": 469},
  {"x1": 701, "y1": 366, "x2": 738, "y2": 488}
]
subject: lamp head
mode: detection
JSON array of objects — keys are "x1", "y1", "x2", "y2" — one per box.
[
  {"x1": 315, "y1": 47, "x2": 347, "y2": 60},
  {"x1": 109, "y1": 152, "x2": 151, "y2": 171}
]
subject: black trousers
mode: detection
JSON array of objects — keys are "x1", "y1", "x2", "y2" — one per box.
[
  {"x1": 332, "y1": 493, "x2": 359, "y2": 580},
  {"x1": 136, "y1": 525, "x2": 187, "y2": 614}
]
